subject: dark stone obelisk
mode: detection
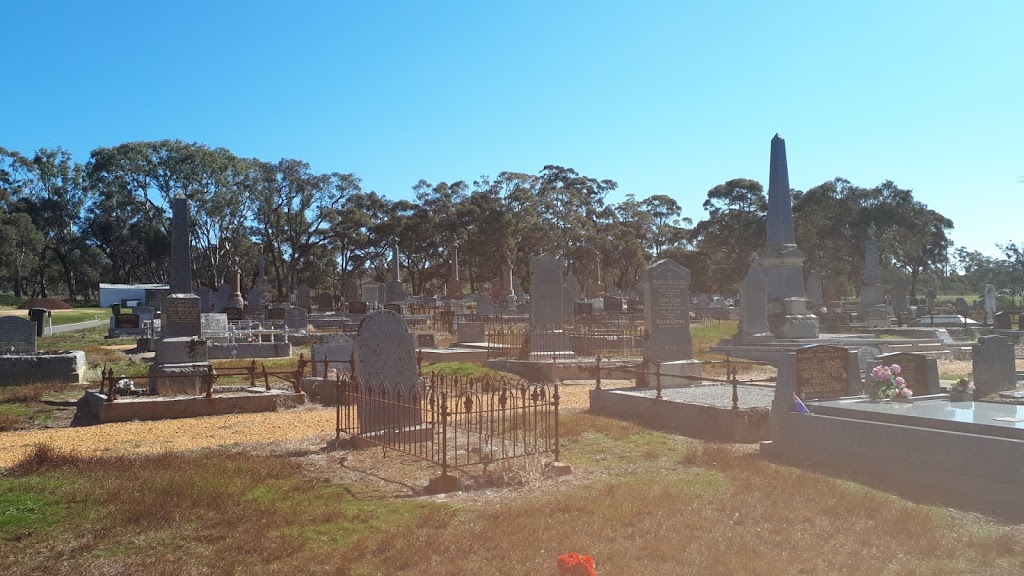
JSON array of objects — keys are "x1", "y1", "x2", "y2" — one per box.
[
  {"x1": 758, "y1": 134, "x2": 819, "y2": 339},
  {"x1": 150, "y1": 195, "x2": 210, "y2": 395}
]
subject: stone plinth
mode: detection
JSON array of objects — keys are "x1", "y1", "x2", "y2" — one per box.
[
  {"x1": 156, "y1": 337, "x2": 209, "y2": 365},
  {"x1": 147, "y1": 363, "x2": 211, "y2": 396}
]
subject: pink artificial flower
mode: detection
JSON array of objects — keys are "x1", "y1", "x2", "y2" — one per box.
[
  {"x1": 901, "y1": 388, "x2": 913, "y2": 398},
  {"x1": 967, "y1": 383, "x2": 976, "y2": 391},
  {"x1": 895, "y1": 377, "x2": 906, "y2": 388},
  {"x1": 890, "y1": 364, "x2": 901, "y2": 375}
]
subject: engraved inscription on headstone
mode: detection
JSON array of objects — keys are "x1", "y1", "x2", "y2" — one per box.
[
  {"x1": 875, "y1": 352, "x2": 939, "y2": 396},
  {"x1": 162, "y1": 295, "x2": 202, "y2": 338},
  {"x1": 642, "y1": 259, "x2": 692, "y2": 362},
  {"x1": 114, "y1": 314, "x2": 141, "y2": 330},
  {"x1": 416, "y1": 333, "x2": 437, "y2": 348},
  {"x1": 0, "y1": 316, "x2": 37, "y2": 354},
  {"x1": 795, "y1": 345, "x2": 853, "y2": 400}
]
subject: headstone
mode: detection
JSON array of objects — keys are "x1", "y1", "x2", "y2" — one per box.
[
  {"x1": 317, "y1": 292, "x2": 335, "y2": 313},
  {"x1": 456, "y1": 322, "x2": 486, "y2": 344},
  {"x1": 196, "y1": 287, "x2": 212, "y2": 313},
  {"x1": 311, "y1": 335, "x2": 354, "y2": 376},
  {"x1": 758, "y1": 134, "x2": 819, "y2": 339},
  {"x1": 361, "y1": 281, "x2": 383, "y2": 305},
  {"x1": 529, "y1": 253, "x2": 565, "y2": 329},
  {"x1": 201, "y1": 313, "x2": 229, "y2": 337},
  {"x1": 297, "y1": 284, "x2": 312, "y2": 310},
  {"x1": 953, "y1": 298, "x2": 971, "y2": 317},
  {"x1": 162, "y1": 294, "x2": 202, "y2": 338},
  {"x1": 476, "y1": 294, "x2": 495, "y2": 315},
  {"x1": 875, "y1": 352, "x2": 940, "y2": 396},
  {"x1": 133, "y1": 306, "x2": 154, "y2": 324},
  {"x1": 444, "y1": 246, "x2": 463, "y2": 300},
  {"x1": 574, "y1": 302, "x2": 594, "y2": 316},
  {"x1": 384, "y1": 303, "x2": 404, "y2": 315},
  {"x1": 972, "y1": 335, "x2": 1016, "y2": 398},
  {"x1": 794, "y1": 344, "x2": 859, "y2": 400},
  {"x1": 603, "y1": 296, "x2": 623, "y2": 312},
  {"x1": 215, "y1": 282, "x2": 234, "y2": 312},
  {"x1": 927, "y1": 289, "x2": 937, "y2": 309},
  {"x1": 266, "y1": 307, "x2": 286, "y2": 321},
  {"x1": 562, "y1": 285, "x2": 575, "y2": 326},
  {"x1": 642, "y1": 259, "x2": 693, "y2": 362},
  {"x1": 806, "y1": 271, "x2": 824, "y2": 309},
  {"x1": 247, "y1": 287, "x2": 263, "y2": 316},
  {"x1": 353, "y1": 310, "x2": 420, "y2": 431},
  {"x1": 416, "y1": 333, "x2": 437, "y2": 348},
  {"x1": 893, "y1": 277, "x2": 910, "y2": 314},
  {"x1": 0, "y1": 316, "x2": 37, "y2": 353},
  {"x1": 343, "y1": 280, "x2": 360, "y2": 303},
  {"x1": 984, "y1": 284, "x2": 997, "y2": 324},
  {"x1": 114, "y1": 313, "x2": 141, "y2": 330},
  {"x1": 223, "y1": 307, "x2": 244, "y2": 321},
  {"x1": 285, "y1": 307, "x2": 309, "y2": 332},
  {"x1": 994, "y1": 311, "x2": 1012, "y2": 330},
  {"x1": 348, "y1": 301, "x2": 368, "y2": 315},
  {"x1": 736, "y1": 256, "x2": 774, "y2": 345},
  {"x1": 511, "y1": 276, "x2": 524, "y2": 299}
]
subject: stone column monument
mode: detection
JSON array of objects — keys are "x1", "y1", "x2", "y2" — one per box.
[
  {"x1": 499, "y1": 257, "x2": 517, "y2": 311},
  {"x1": 444, "y1": 245, "x2": 463, "y2": 300},
  {"x1": 757, "y1": 134, "x2": 819, "y2": 339},
  {"x1": 150, "y1": 195, "x2": 211, "y2": 395},
  {"x1": 386, "y1": 245, "x2": 407, "y2": 303},
  {"x1": 858, "y1": 223, "x2": 884, "y2": 314}
]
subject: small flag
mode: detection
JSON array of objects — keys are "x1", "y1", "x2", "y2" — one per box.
[{"x1": 793, "y1": 393, "x2": 811, "y2": 414}]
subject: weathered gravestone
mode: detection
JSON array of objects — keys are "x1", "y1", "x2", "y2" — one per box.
[
  {"x1": 954, "y1": 298, "x2": 971, "y2": 317},
  {"x1": 215, "y1": 282, "x2": 234, "y2": 312},
  {"x1": 530, "y1": 253, "x2": 564, "y2": 329},
  {"x1": 201, "y1": 313, "x2": 229, "y2": 338},
  {"x1": 574, "y1": 302, "x2": 594, "y2": 316},
  {"x1": 875, "y1": 352, "x2": 940, "y2": 396},
  {"x1": 642, "y1": 259, "x2": 693, "y2": 362},
  {"x1": 456, "y1": 322, "x2": 486, "y2": 344},
  {"x1": 972, "y1": 335, "x2": 1016, "y2": 398},
  {"x1": 603, "y1": 296, "x2": 623, "y2": 312},
  {"x1": 736, "y1": 256, "x2": 774, "y2": 345},
  {"x1": 384, "y1": 303, "x2": 403, "y2": 315},
  {"x1": 476, "y1": 294, "x2": 495, "y2": 315},
  {"x1": 416, "y1": 333, "x2": 437, "y2": 348},
  {"x1": 162, "y1": 295, "x2": 202, "y2": 339},
  {"x1": 311, "y1": 335, "x2": 353, "y2": 376},
  {"x1": 0, "y1": 316, "x2": 37, "y2": 354},
  {"x1": 893, "y1": 277, "x2": 910, "y2": 315},
  {"x1": 353, "y1": 310, "x2": 420, "y2": 432},
  {"x1": 297, "y1": 284, "x2": 312, "y2": 311},
  {"x1": 317, "y1": 292, "x2": 335, "y2": 313},
  {"x1": 223, "y1": 307, "x2": 244, "y2": 321},
  {"x1": 995, "y1": 311, "x2": 1012, "y2": 330},
  {"x1": 806, "y1": 270, "x2": 824, "y2": 310},
  {"x1": 135, "y1": 306, "x2": 155, "y2": 324},
  {"x1": 285, "y1": 307, "x2": 308, "y2": 333},
  {"x1": 794, "y1": 344, "x2": 859, "y2": 400},
  {"x1": 196, "y1": 287, "x2": 212, "y2": 312},
  {"x1": 265, "y1": 307, "x2": 286, "y2": 321},
  {"x1": 348, "y1": 301, "x2": 368, "y2": 315},
  {"x1": 984, "y1": 284, "x2": 997, "y2": 324}
]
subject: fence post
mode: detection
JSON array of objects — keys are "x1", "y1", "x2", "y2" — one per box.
[
  {"x1": 655, "y1": 360, "x2": 662, "y2": 399},
  {"x1": 294, "y1": 353, "x2": 308, "y2": 393},
  {"x1": 248, "y1": 359, "x2": 257, "y2": 388},
  {"x1": 262, "y1": 364, "x2": 270, "y2": 391},
  {"x1": 595, "y1": 354, "x2": 602, "y2": 390},
  {"x1": 553, "y1": 381, "x2": 561, "y2": 462},
  {"x1": 729, "y1": 357, "x2": 739, "y2": 410},
  {"x1": 335, "y1": 373, "x2": 342, "y2": 440},
  {"x1": 440, "y1": 392, "x2": 449, "y2": 477}
]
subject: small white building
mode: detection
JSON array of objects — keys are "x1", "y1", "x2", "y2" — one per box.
[{"x1": 98, "y1": 283, "x2": 170, "y2": 308}]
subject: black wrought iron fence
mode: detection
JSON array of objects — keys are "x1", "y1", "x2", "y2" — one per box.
[{"x1": 334, "y1": 370, "x2": 560, "y2": 476}]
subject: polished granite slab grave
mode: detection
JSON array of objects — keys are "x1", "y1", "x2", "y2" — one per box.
[{"x1": 805, "y1": 396, "x2": 1024, "y2": 441}]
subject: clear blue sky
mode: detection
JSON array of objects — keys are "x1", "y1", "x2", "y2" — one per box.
[{"x1": 2, "y1": 1, "x2": 1021, "y2": 259}]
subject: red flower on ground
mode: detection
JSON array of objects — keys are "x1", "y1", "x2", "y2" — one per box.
[{"x1": 557, "y1": 552, "x2": 597, "y2": 576}]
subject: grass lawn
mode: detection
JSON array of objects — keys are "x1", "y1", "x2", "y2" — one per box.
[
  {"x1": 1, "y1": 415, "x2": 1022, "y2": 575},
  {"x1": 0, "y1": 307, "x2": 111, "y2": 326}
]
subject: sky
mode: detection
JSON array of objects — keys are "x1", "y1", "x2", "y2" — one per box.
[{"x1": 2, "y1": 1, "x2": 1021, "y2": 258}]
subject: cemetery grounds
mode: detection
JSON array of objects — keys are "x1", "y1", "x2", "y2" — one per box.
[{"x1": 1, "y1": 322, "x2": 1023, "y2": 575}]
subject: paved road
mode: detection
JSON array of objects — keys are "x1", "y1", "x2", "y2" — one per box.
[{"x1": 47, "y1": 318, "x2": 108, "y2": 334}]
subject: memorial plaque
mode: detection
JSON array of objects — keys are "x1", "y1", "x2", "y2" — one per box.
[
  {"x1": 875, "y1": 352, "x2": 939, "y2": 396},
  {"x1": 795, "y1": 345, "x2": 855, "y2": 400},
  {"x1": 416, "y1": 333, "x2": 437, "y2": 348},
  {"x1": 162, "y1": 294, "x2": 202, "y2": 338},
  {"x1": 114, "y1": 314, "x2": 141, "y2": 329}
]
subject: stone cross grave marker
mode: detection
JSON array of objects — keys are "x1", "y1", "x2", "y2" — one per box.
[
  {"x1": 0, "y1": 316, "x2": 37, "y2": 354},
  {"x1": 794, "y1": 344, "x2": 859, "y2": 400},
  {"x1": 353, "y1": 310, "x2": 420, "y2": 432}
]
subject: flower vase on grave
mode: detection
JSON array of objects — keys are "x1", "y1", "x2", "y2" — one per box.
[{"x1": 949, "y1": 390, "x2": 973, "y2": 403}]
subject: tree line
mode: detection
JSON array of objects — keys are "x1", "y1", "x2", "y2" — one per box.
[{"x1": 0, "y1": 139, "x2": 966, "y2": 303}]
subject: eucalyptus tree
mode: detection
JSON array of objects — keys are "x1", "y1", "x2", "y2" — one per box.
[{"x1": 691, "y1": 178, "x2": 767, "y2": 293}]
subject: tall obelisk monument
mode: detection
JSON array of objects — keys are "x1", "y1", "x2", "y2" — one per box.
[{"x1": 758, "y1": 134, "x2": 819, "y2": 339}]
